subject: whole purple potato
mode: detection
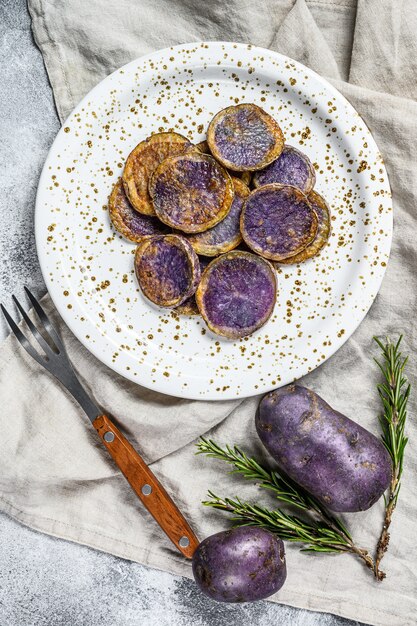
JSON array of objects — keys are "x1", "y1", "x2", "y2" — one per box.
[
  {"x1": 256, "y1": 385, "x2": 392, "y2": 512},
  {"x1": 192, "y1": 527, "x2": 286, "y2": 603}
]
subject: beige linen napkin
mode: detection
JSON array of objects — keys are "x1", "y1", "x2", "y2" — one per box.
[{"x1": 1, "y1": 0, "x2": 415, "y2": 623}]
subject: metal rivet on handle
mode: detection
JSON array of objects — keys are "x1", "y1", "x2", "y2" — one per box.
[
  {"x1": 103, "y1": 431, "x2": 115, "y2": 442},
  {"x1": 179, "y1": 536, "x2": 190, "y2": 548},
  {"x1": 141, "y1": 484, "x2": 152, "y2": 496}
]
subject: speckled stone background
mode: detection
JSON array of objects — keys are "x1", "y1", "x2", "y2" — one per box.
[{"x1": 0, "y1": 1, "x2": 362, "y2": 624}]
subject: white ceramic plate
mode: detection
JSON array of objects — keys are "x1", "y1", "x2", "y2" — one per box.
[{"x1": 35, "y1": 42, "x2": 392, "y2": 400}]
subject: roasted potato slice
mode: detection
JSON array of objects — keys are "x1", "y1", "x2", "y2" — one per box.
[
  {"x1": 196, "y1": 251, "x2": 277, "y2": 339},
  {"x1": 135, "y1": 234, "x2": 200, "y2": 307},
  {"x1": 278, "y1": 190, "x2": 330, "y2": 264},
  {"x1": 175, "y1": 256, "x2": 210, "y2": 316},
  {"x1": 108, "y1": 178, "x2": 169, "y2": 242},
  {"x1": 123, "y1": 132, "x2": 196, "y2": 215},
  {"x1": 241, "y1": 184, "x2": 318, "y2": 261},
  {"x1": 253, "y1": 145, "x2": 315, "y2": 194},
  {"x1": 149, "y1": 153, "x2": 234, "y2": 233},
  {"x1": 207, "y1": 103, "x2": 284, "y2": 171}
]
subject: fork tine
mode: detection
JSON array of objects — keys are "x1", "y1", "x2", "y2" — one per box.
[
  {"x1": 12, "y1": 295, "x2": 55, "y2": 357},
  {"x1": 1, "y1": 304, "x2": 45, "y2": 366},
  {"x1": 24, "y1": 287, "x2": 66, "y2": 355}
]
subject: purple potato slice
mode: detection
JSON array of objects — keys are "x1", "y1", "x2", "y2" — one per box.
[
  {"x1": 196, "y1": 251, "x2": 277, "y2": 339},
  {"x1": 279, "y1": 190, "x2": 331, "y2": 264},
  {"x1": 240, "y1": 171, "x2": 252, "y2": 186},
  {"x1": 185, "y1": 178, "x2": 250, "y2": 256},
  {"x1": 253, "y1": 145, "x2": 316, "y2": 194},
  {"x1": 196, "y1": 139, "x2": 210, "y2": 153},
  {"x1": 207, "y1": 104, "x2": 284, "y2": 172},
  {"x1": 149, "y1": 153, "x2": 234, "y2": 233},
  {"x1": 135, "y1": 234, "x2": 200, "y2": 307},
  {"x1": 108, "y1": 179, "x2": 169, "y2": 243},
  {"x1": 241, "y1": 184, "x2": 318, "y2": 261},
  {"x1": 123, "y1": 132, "x2": 196, "y2": 216},
  {"x1": 174, "y1": 294, "x2": 200, "y2": 316},
  {"x1": 175, "y1": 256, "x2": 211, "y2": 316}
]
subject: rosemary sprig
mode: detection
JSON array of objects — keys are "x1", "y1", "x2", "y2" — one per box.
[
  {"x1": 196, "y1": 438, "x2": 351, "y2": 538},
  {"x1": 373, "y1": 336, "x2": 410, "y2": 580},
  {"x1": 204, "y1": 492, "x2": 348, "y2": 550},
  {"x1": 197, "y1": 439, "x2": 376, "y2": 574}
]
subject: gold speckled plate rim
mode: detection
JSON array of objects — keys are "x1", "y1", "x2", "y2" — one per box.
[{"x1": 34, "y1": 41, "x2": 393, "y2": 400}]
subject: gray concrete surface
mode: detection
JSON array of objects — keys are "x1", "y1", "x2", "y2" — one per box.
[{"x1": 0, "y1": 1, "x2": 361, "y2": 624}]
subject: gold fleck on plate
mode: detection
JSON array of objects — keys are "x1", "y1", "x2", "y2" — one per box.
[{"x1": 34, "y1": 42, "x2": 392, "y2": 400}]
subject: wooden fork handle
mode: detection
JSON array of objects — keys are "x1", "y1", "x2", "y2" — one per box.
[{"x1": 93, "y1": 414, "x2": 199, "y2": 559}]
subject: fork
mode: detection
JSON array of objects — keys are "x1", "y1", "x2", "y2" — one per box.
[{"x1": 1, "y1": 287, "x2": 199, "y2": 559}]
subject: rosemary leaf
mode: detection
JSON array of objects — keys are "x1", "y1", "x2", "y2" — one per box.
[
  {"x1": 203, "y1": 493, "x2": 355, "y2": 554},
  {"x1": 373, "y1": 335, "x2": 410, "y2": 580}
]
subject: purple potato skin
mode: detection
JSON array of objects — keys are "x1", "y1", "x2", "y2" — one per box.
[
  {"x1": 196, "y1": 251, "x2": 277, "y2": 339},
  {"x1": 256, "y1": 385, "x2": 392, "y2": 512},
  {"x1": 135, "y1": 235, "x2": 200, "y2": 307},
  {"x1": 241, "y1": 184, "x2": 318, "y2": 261},
  {"x1": 192, "y1": 527, "x2": 286, "y2": 603},
  {"x1": 253, "y1": 145, "x2": 316, "y2": 194}
]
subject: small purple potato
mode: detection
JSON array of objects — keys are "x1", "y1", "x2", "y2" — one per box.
[
  {"x1": 122, "y1": 132, "x2": 196, "y2": 215},
  {"x1": 192, "y1": 527, "x2": 286, "y2": 603},
  {"x1": 135, "y1": 234, "x2": 200, "y2": 307},
  {"x1": 278, "y1": 190, "x2": 331, "y2": 264},
  {"x1": 207, "y1": 104, "x2": 284, "y2": 171},
  {"x1": 185, "y1": 178, "x2": 250, "y2": 256},
  {"x1": 253, "y1": 145, "x2": 316, "y2": 194},
  {"x1": 241, "y1": 184, "x2": 318, "y2": 261},
  {"x1": 108, "y1": 179, "x2": 169, "y2": 243},
  {"x1": 256, "y1": 385, "x2": 392, "y2": 512},
  {"x1": 196, "y1": 251, "x2": 277, "y2": 339},
  {"x1": 149, "y1": 153, "x2": 234, "y2": 233}
]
